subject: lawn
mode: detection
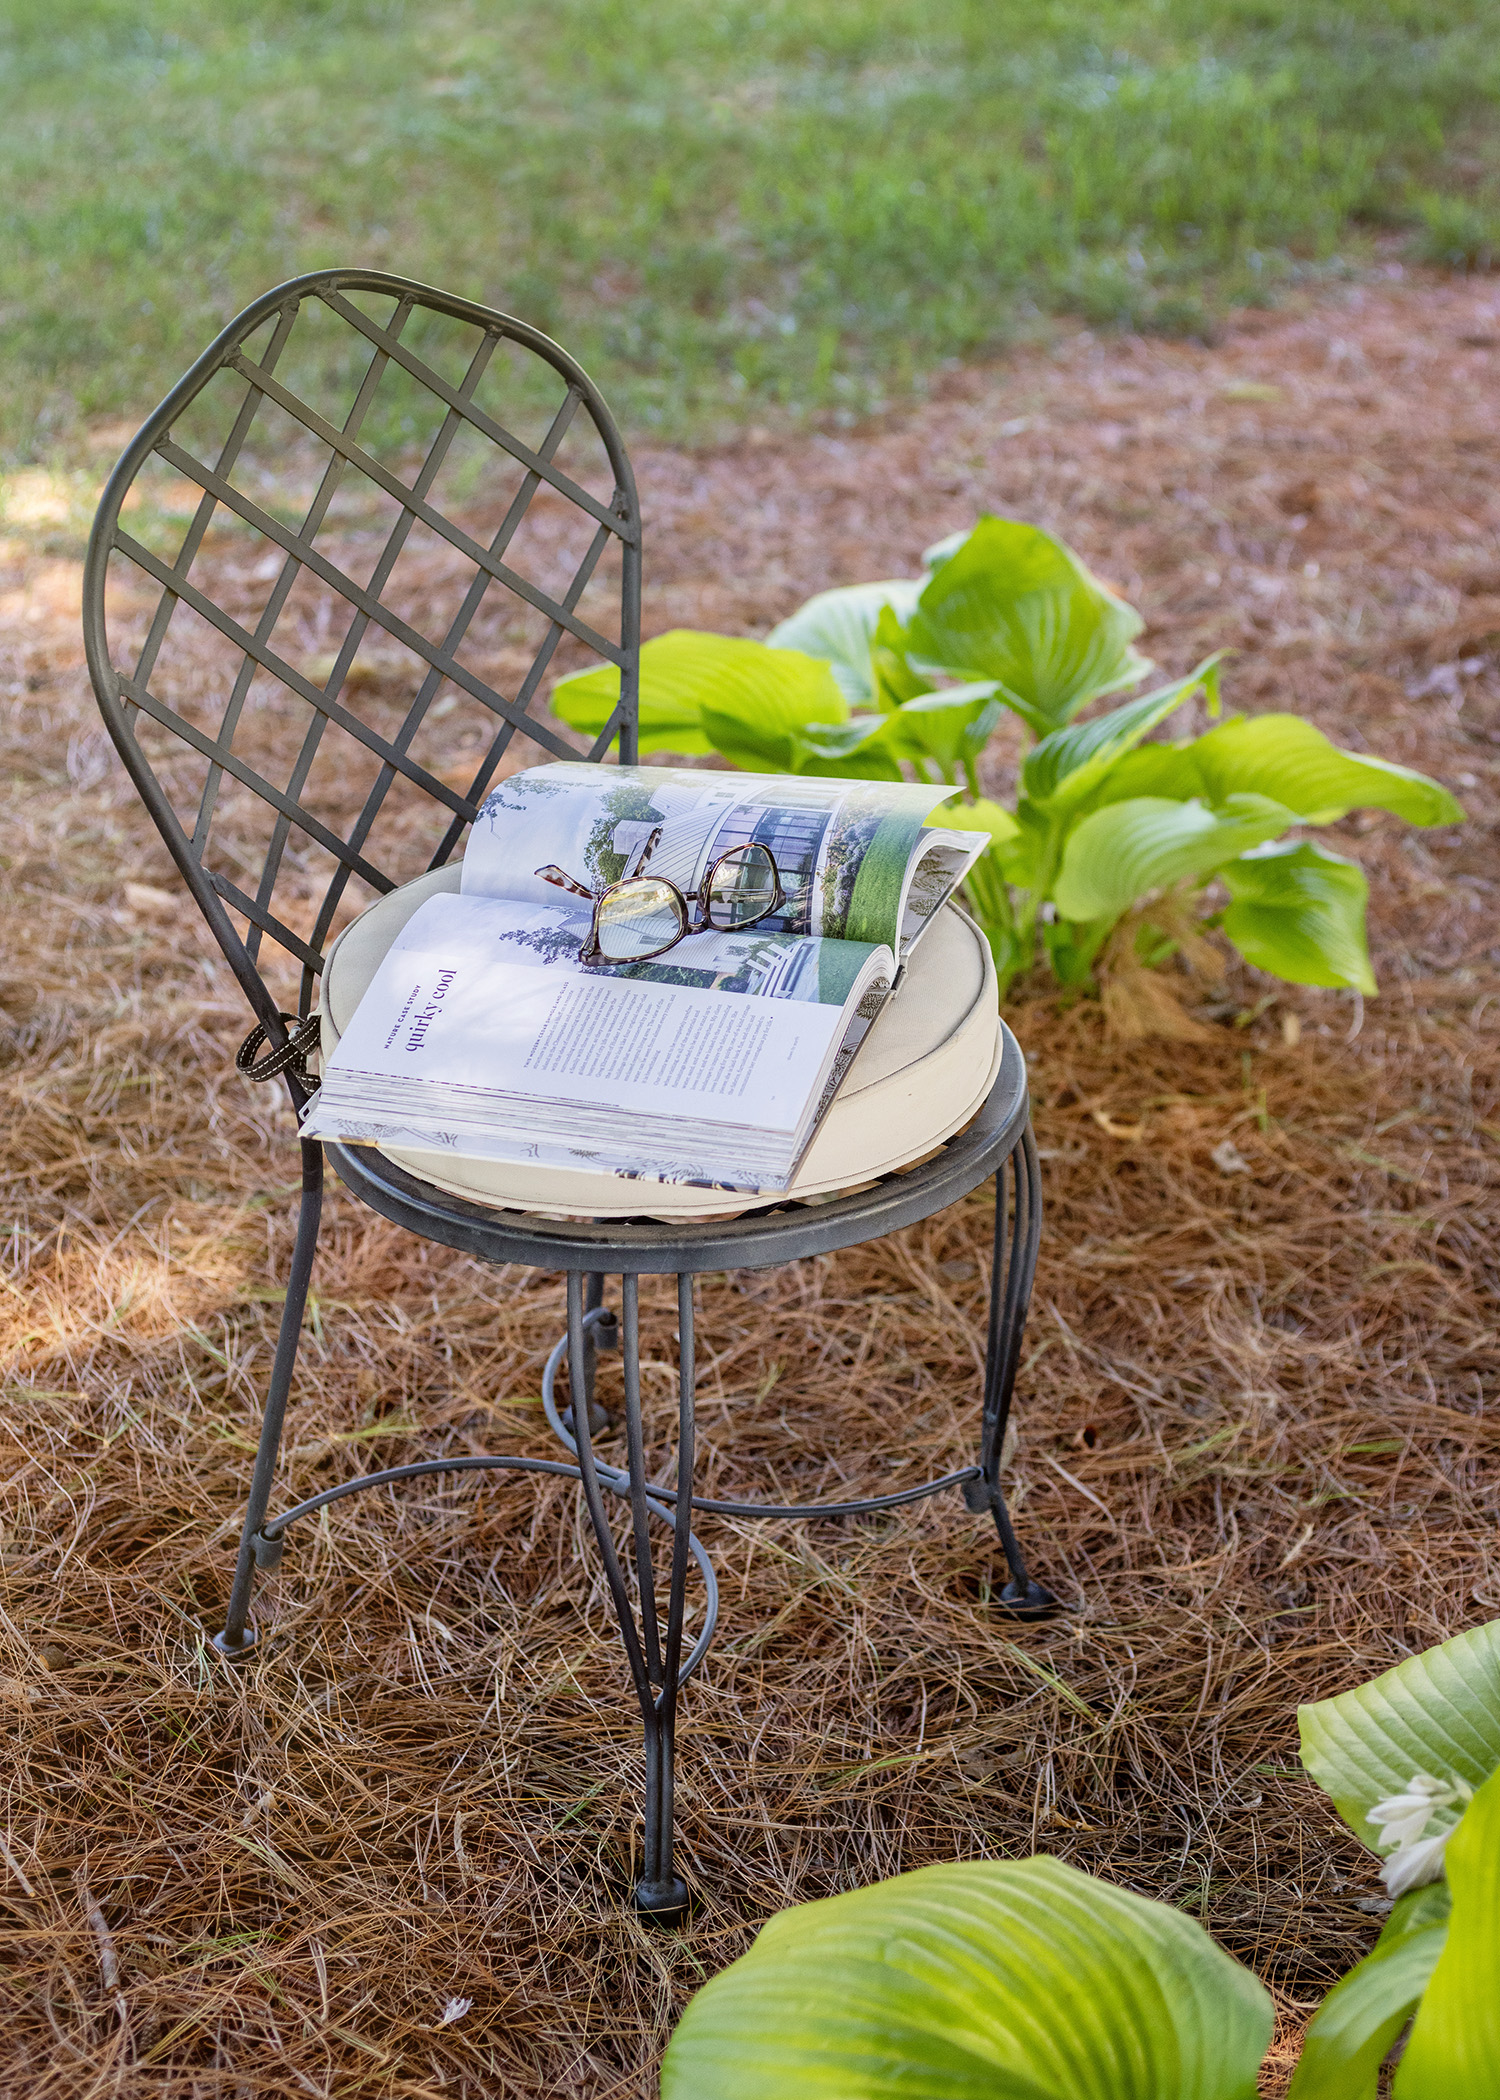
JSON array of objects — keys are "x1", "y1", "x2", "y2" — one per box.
[{"x1": 3, "y1": 0, "x2": 1500, "y2": 486}]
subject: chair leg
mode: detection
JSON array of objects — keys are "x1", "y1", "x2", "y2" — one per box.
[
  {"x1": 565, "y1": 1271, "x2": 695, "y2": 1922},
  {"x1": 576, "y1": 1271, "x2": 616, "y2": 1438},
  {"x1": 965, "y1": 1124, "x2": 1058, "y2": 1619},
  {"x1": 637, "y1": 1273, "x2": 695, "y2": 1917},
  {"x1": 213, "y1": 1138, "x2": 324, "y2": 1660}
]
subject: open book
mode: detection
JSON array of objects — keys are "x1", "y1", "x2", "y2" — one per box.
[{"x1": 301, "y1": 764, "x2": 989, "y2": 1193}]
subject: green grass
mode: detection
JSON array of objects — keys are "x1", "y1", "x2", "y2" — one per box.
[{"x1": 2, "y1": 0, "x2": 1500, "y2": 476}]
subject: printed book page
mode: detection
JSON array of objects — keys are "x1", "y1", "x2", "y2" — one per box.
[
  {"x1": 459, "y1": 763, "x2": 977, "y2": 957},
  {"x1": 301, "y1": 894, "x2": 893, "y2": 1188}
]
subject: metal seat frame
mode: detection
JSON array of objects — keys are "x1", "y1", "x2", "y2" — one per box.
[{"x1": 83, "y1": 269, "x2": 1054, "y2": 1925}]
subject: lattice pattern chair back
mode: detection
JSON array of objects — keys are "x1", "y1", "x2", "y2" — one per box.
[{"x1": 83, "y1": 270, "x2": 641, "y2": 1034}]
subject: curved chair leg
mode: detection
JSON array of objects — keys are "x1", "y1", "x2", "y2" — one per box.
[
  {"x1": 964, "y1": 1123, "x2": 1058, "y2": 1619},
  {"x1": 565, "y1": 1270, "x2": 697, "y2": 1923},
  {"x1": 641, "y1": 1273, "x2": 695, "y2": 1915},
  {"x1": 577, "y1": 1272, "x2": 617, "y2": 1438},
  {"x1": 213, "y1": 1138, "x2": 324, "y2": 1660}
]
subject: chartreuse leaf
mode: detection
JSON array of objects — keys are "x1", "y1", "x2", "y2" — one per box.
[
  {"x1": 902, "y1": 516, "x2": 1151, "y2": 738},
  {"x1": 1288, "y1": 1885, "x2": 1450, "y2": 2100},
  {"x1": 660, "y1": 1859, "x2": 1272, "y2": 2100},
  {"x1": 1219, "y1": 842, "x2": 1376, "y2": 993},
  {"x1": 552, "y1": 630, "x2": 846, "y2": 756},
  {"x1": 1188, "y1": 715, "x2": 1464, "y2": 827},
  {"x1": 698, "y1": 680, "x2": 903, "y2": 777},
  {"x1": 1052, "y1": 795, "x2": 1295, "y2": 923},
  {"x1": 767, "y1": 580, "x2": 924, "y2": 706},
  {"x1": 926, "y1": 794, "x2": 1022, "y2": 857},
  {"x1": 888, "y1": 682, "x2": 1005, "y2": 772},
  {"x1": 1297, "y1": 1619, "x2": 1500, "y2": 1851},
  {"x1": 573, "y1": 634, "x2": 848, "y2": 772},
  {"x1": 922, "y1": 526, "x2": 971, "y2": 572},
  {"x1": 1086, "y1": 716, "x2": 1464, "y2": 826},
  {"x1": 1086, "y1": 740, "x2": 1206, "y2": 807},
  {"x1": 1396, "y1": 1763, "x2": 1500, "y2": 2098},
  {"x1": 1021, "y1": 656, "x2": 1223, "y2": 813},
  {"x1": 871, "y1": 601, "x2": 935, "y2": 712},
  {"x1": 779, "y1": 714, "x2": 906, "y2": 780},
  {"x1": 551, "y1": 637, "x2": 712, "y2": 754}
]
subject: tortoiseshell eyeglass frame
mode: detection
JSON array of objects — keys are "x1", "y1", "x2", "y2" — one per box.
[{"x1": 534, "y1": 839, "x2": 785, "y2": 965}]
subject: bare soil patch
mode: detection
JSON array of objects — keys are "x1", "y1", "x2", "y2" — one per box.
[{"x1": 1, "y1": 274, "x2": 1497, "y2": 2097}]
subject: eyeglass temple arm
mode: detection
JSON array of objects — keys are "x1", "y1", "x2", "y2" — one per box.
[
  {"x1": 534, "y1": 864, "x2": 594, "y2": 899},
  {"x1": 620, "y1": 825, "x2": 664, "y2": 881}
]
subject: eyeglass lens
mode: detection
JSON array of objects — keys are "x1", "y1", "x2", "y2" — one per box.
[
  {"x1": 594, "y1": 878, "x2": 688, "y2": 961},
  {"x1": 705, "y1": 845, "x2": 780, "y2": 928}
]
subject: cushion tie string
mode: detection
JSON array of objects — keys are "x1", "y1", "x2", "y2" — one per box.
[{"x1": 235, "y1": 1012, "x2": 322, "y2": 1088}]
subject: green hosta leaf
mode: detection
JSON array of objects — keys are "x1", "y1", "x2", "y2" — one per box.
[
  {"x1": 1220, "y1": 842, "x2": 1376, "y2": 994},
  {"x1": 1052, "y1": 794, "x2": 1295, "y2": 923},
  {"x1": 871, "y1": 601, "x2": 935, "y2": 712},
  {"x1": 888, "y1": 681, "x2": 1005, "y2": 770},
  {"x1": 602, "y1": 635, "x2": 841, "y2": 772},
  {"x1": 551, "y1": 640, "x2": 712, "y2": 755},
  {"x1": 661, "y1": 1858, "x2": 1272, "y2": 2100},
  {"x1": 1189, "y1": 715, "x2": 1464, "y2": 827},
  {"x1": 903, "y1": 516, "x2": 1151, "y2": 738},
  {"x1": 1086, "y1": 716, "x2": 1463, "y2": 828},
  {"x1": 1396, "y1": 1764, "x2": 1500, "y2": 2098},
  {"x1": 926, "y1": 795, "x2": 1021, "y2": 848},
  {"x1": 1288, "y1": 1885, "x2": 1450, "y2": 2100},
  {"x1": 1087, "y1": 740, "x2": 1206, "y2": 806},
  {"x1": 552, "y1": 630, "x2": 846, "y2": 757},
  {"x1": 767, "y1": 580, "x2": 924, "y2": 706},
  {"x1": 1045, "y1": 915, "x2": 1113, "y2": 986},
  {"x1": 1021, "y1": 656, "x2": 1223, "y2": 813},
  {"x1": 1298, "y1": 1619, "x2": 1500, "y2": 1852},
  {"x1": 785, "y1": 714, "x2": 906, "y2": 780},
  {"x1": 701, "y1": 699, "x2": 903, "y2": 779},
  {"x1": 922, "y1": 526, "x2": 971, "y2": 572}
]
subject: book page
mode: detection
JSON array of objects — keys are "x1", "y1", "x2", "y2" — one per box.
[
  {"x1": 896, "y1": 829, "x2": 991, "y2": 955},
  {"x1": 380, "y1": 893, "x2": 888, "y2": 1006},
  {"x1": 303, "y1": 895, "x2": 849, "y2": 1143},
  {"x1": 461, "y1": 763, "x2": 958, "y2": 951}
]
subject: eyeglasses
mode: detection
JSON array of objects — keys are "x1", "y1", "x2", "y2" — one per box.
[{"x1": 535, "y1": 830, "x2": 785, "y2": 965}]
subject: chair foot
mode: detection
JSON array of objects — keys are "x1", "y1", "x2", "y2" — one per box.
[
  {"x1": 210, "y1": 1624, "x2": 259, "y2": 1663},
  {"x1": 995, "y1": 1576, "x2": 1060, "y2": 1621},
  {"x1": 634, "y1": 1875, "x2": 689, "y2": 1923}
]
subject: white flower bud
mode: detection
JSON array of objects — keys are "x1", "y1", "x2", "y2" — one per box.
[
  {"x1": 1366, "y1": 1772, "x2": 1472, "y2": 1895},
  {"x1": 1381, "y1": 1829, "x2": 1453, "y2": 1897},
  {"x1": 1367, "y1": 1773, "x2": 1461, "y2": 1851}
]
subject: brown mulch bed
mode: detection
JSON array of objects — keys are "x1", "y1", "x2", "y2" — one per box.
[{"x1": 1, "y1": 271, "x2": 1497, "y2": 2097}]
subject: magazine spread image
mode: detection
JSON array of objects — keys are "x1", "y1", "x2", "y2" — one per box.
[{"x1": 300, "y1": 763, "x2": 992, "y2": 1192}]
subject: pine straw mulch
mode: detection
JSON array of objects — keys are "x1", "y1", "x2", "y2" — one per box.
[{"x1": 2, "y1": 270, "x2": 1498, "y2": 2098}]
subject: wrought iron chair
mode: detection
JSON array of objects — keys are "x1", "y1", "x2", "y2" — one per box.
[{"x1": 83, "y1": 270, "x2": 1054, "y2": 1924}]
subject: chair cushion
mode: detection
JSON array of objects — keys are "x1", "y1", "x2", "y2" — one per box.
[{"x1": 319, "y1": 864, "x2": 1002, "y2": 1221}]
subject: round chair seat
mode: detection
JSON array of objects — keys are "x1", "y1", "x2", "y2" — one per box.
[{"x1": 319, "y1": 865, "x2": 1003, "y2": 1223}]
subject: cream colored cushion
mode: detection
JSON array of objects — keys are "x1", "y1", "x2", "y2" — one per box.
[{"x1": 319, "y1": 865, "x2": 1001, "y2": 1221}]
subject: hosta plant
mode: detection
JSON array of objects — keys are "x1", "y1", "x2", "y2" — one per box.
[
  {"x1": 661, "y1": 1856, "x2": 1274, "y2": 2100},
  {"x1": 552, "y1": 517, "x2": 1463, "y2": 1029},
  {"x1": 659, "y1": 1620, "x2": 1500, "y2": 2100},
  {"x1": 1291, "y1": 1617, "x2": 1500, "y2": 2098}
]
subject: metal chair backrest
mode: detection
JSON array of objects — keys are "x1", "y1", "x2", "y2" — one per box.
[{"x1": 83, "y1": 270, "x2": 641, "y2": 1044}]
